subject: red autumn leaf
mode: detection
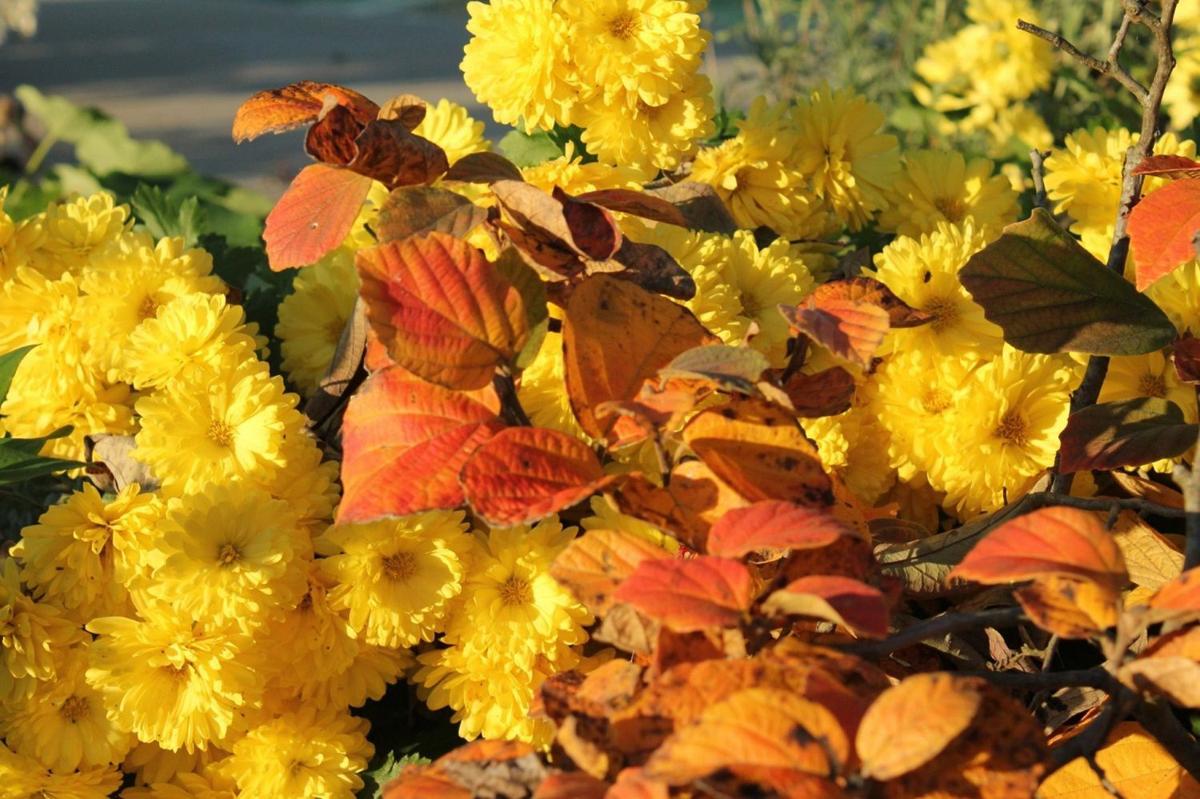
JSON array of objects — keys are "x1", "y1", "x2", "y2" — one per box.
[
  {"x1": 777, "y1": 366, "x2": 857, "y2": 418},
  {"x1": 762, "y1": 575, "x2": 890, "y2": 638},
  {"x1": 263, "y1": 164, "x2": 373, "y2": 271},
  {"x1": 1131, "y1": 154, "x2": 1200, "y2": 180},
  {"x1": 780, "y1": 279, "x2": 916, "y2": 369},
  {"x1": 347, "y1": 118, "x2": 449, "y2": 188},
  {"x1": 551, "y1": 529, "x2": 672, "y2": 615},
  {"x1": 459, "y1": 426, "x2": 619, "y2": 526},
  {"x1": 706, "y1": 500, "x2": 857, "y2": 558},
  {"x1": 232, "y1": 80, "x2": 378, "y2": 143},
  {"x1": 1175, "y1": 335, "x2": 1200, "y2": 384},
  {"x1": 338, "y1": 367, "x2": 503, "y2": 523},
  {"x1": 1058, "y1": 398, "x2": 1198, "y2": 473},
  {"x1": 1129, "y1": 178, "x2": 1200, "y2": 290},
  {"x1": 950, "y1": 506, "x2": 1128, "y2": 592},
  {"x1": 613, "y1": 555, "x2": 755, "y2": 632},
  {"x1": 357, "y1": 232, "x2": 531, "y2": 390}
]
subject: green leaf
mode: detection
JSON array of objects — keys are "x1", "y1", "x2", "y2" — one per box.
[
  {"x1": 357, "y1": 751, "x2": 430, "y2": 798},
  {"x1": 131, "y1": 184, "x2": 205, "y2": 247},
  {"x1": 0, "y1": 346, "x2": 35, "y2": 406},
  {"x1": 1058, "y1": 397, "x2": 1199, "y2": 473},
  {"x1": 960, "y1": 209, "x2": 1177, "y2": 355},
  {"x1": 15, "y1": 84, "x2": 106, "y2": 145},
  {"x1": 498, "y1": 129, "x2": 562, "y2": 167},
  {"x1": 0, "y1": 428, "x2": 81, "y2": 486}
]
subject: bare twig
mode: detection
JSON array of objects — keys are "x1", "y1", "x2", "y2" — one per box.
[
  {"x1": 1016, "y1": 19, "x2": 1148, "y2": 103},
  {"x1": 957, "y1": 668, "x2": 1120, "y2": 693},
  {"x1": 1022, "y1": 491, "x2": 1188, "y2": 518},
  {"x1": 1030, "y1": 149, "x2": 1050, "y2": 210},
  {"x1": 492, "y1": 366, "x2": 532, "y2": 427},
  {"x1": 1172, "y1": 427, "x2": 1200, "y2": 569},
  {"x1": 1134, "y1": 698, "x2": 1200, "y2": 780},
  {"x1": 842, "y1": 607, "x2": 1025, "y2": 659}
]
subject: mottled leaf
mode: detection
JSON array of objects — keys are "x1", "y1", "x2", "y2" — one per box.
[{"x1": 1058, "y1": 398, "x2": 1198, "y2": 473}]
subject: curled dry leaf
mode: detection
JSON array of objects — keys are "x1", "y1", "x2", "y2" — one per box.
[
  {"x1": 376, "y1": 93, "x2": 428, "y2": 129},
  {"x1": 644, "y1": 181, "x2": 738, "y2": 235},
  {"x1": 659, "y1": 344, "x2": 770, "y2": 395},
  {"x1": 1174, "y1": 334, "x2": 1200, "y2": 384},
  {"x1": 263, "y1": 163, "x2": 373, "y2": 271},
  {"x1": 459, "y1": 426, "x2": 618, "y2": 526},
  {"x1": 762, "y1": 575, "x2": 890, "y2": 638},
  {"x1": 613, "y1": 555, "x2": 755, "y2": 632},
  {"x1": 781, "y1": 296, "x2": 890, "y2": 371},
  {"x1": 357, "y1": 232, "x2": 532, "y2": 390},
  {"x1": 949, "y1": 506, "x2": 1128, "y2": 593},
  {"x1": 856, "y1": 673, "x2": 983, "y2": 781},
  {"x1": 232, "y1": 80, "x2": 378, "y2": 142},
  {"x1": 84, "y1": 434, "x2": 159, "y2": 494},
  {"x1": 573, "y1": 188, "x2": 688, "y2": 228},
  {"x1": 643, "y1": 688, "x2": 849, "y2": 785},
  {"x1": 564, "y1": 275, "x2": 716, "y2": 439},
  {"x1": 706, "y1": 500, "x2": 859, "y2": 559},
  {"x1": 494, "y1": 180, "x2": 622, "y2": 271},
  {"x1": 337, "y1": 367, "x2": 502, "y2": 523},
  {"x1": 682, "y1": 396, "x2": 833, "y2": 508},
  {"x1": 550, "y1": 528, "x2": 672, "y2": 615}
]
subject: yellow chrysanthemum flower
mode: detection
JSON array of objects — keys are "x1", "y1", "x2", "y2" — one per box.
[
  {"x1": 866, "y1": 221, "x2": 1002, "y2": 358},
  {"x1": 123, "y1": 293, "x2": 259, "y2": 390},
  {"x1": 461, "y1": 0, "x2": 575, "y2": 131},
  {"x1": 0, "y1": 645, "x2": 134, "y2": 773},
  {"x1": 560, "y1": 0, "x2": 706, "y2": 108},
  {"x1": 133, "y1": 357, "x2": 305, "y2": 495},
  {"x1": 13, "y1": 483, "x2": 160, "y2": 623},
  {"x1": 217, "y1": 708, "x2": 372, "y2": 799},
  {"x1": 0, "y1": 558, "x2": 83, "y2": 703},
  {"x1": 253, "y1": 436, "x2": 341, "y2": 537},
  {"x1": 725, "y1": 231, "x2": 815, "y2": 365},
  {"x1": 121, "y1": 769, "x2": 238, "y2": 799},
  {"x1": 519, "y1": 142, "x2": 647, "y2": 194},
  {"x1": 986, "y1": 103, "x2": 1054, "y2": 156},
  {"x1": 580, "y1": 495, "x2": 680, "y2": 552},
  {"x1": 790, "y1": 86, "x2": 899, "y2": 230},
  {"x1": 19, "y1": 192, "x2": 130, "y2": 279},
  {"x1": 0, "y1": 744, "x2": 121, "y2": 799},
  {"x1": 874, "y1": 350, "x2": 973, "y2": 483},
  {"x1": 801, "y1": 378, "x2": 895, "y2": 504},
  {"x1": 413, "y1": 98, "x2": 491, "y2": 165},
  {"x1": 939, "y1": 347, "x2": 1074, "y2": 515},
  {"x1": 299, "y1": 643, "x2": 412, "y2": 712},
  {"x1": 517, "y1": 327, "x2": 591, "y2": 440},
  {"x1": 319, "y1": 511, "x2": 471, "y2": 648},
  {"x1": 85, "y1": 608, "x2": 260, "y2": 753},
  {"x1": 1044, "y1": 128, "x2": 1195, "y2": 259},
  {"x1": 691, "y1": 108, "x2": 835, "y2": 239},
  {"x1": 0, "y1": 266, "x2": 83, "y2": 359},
  {"x1": 1145, "y1": 258, "x2": 1200, "y2": 335},
  {"x1": 440, "y1": 518, "x2": 591, "y2": 671},
  {"x1": 147, "y1": 485, "x2": 308, "y2": 630},
  {"x1": 276, "y1": 247, "x2": 360, "y2": 396},
  {"x1": 878, "y1": 150, "x2": 1018, "y2": 238},
  {"x1": 578, "y1": 73, "x2": 715, "y2": 173},
  {"x1": 120, "y1": 741, "x2": 227, "y2": 787}
]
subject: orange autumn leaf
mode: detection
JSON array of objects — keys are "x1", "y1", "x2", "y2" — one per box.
[
  {"x1": 564, "y1": 275, "x2": 716, "y2": 439},
  {"x1": 357, "y1": 232, "x2": 532, "y2": 390},
  {"x1": 337, "y1": 367, "x2": 503, "y2": 523},
  {"x1": 1129, "y1": 177, "x2": 1200, "y2": 290},
  {"x1": 614, "y1": 555, "x2": 755, "y2": 632},
  {"x1": 856, "y1": 673, "x2": 983, "y2": 781},
  {"x1": 1131, "y1": 154, "x2": 1200, "y2": 180},
  {"x1": 232, "y1": 80, "x2": 379, "y2": 143},
  {"x1": 531, "y1": 773, "x2": 609, "y2": 799},
  {"x1": 459, "y1": 426, "x2": 618, "y2": 526},
  {"x1": 682, "y1": 397, "x2": 833, "y2": 508},
  {"x1": 1014, "y1": 575, "x2": 1119, "y2": 639},
  {"x1": 551, "y1": 528, "x2": 673, "y2": 615},
  {"x1": 763, "y1": 575, "x2": 890, "y2": 638},
  {"x1": 1037, "y1": 722, "x2": 1200, "y2": 798},
  {"x1": 706, "y1": 500, "x2": 859, "y2": 558},
  {"x1": 949, "y1": 506, "x2": 1128, "y2": 592},
  {"x1": 1149, "y1": 567, "x2": 1200, "y2": 616},
  {"x1": 616, "y1": 461, "x2": 750, "y2": 551},
  {"x1": 263, "y1": 163, "x2": 373, "y2": 271},
  {"x1": 644, "y1": 688, "x2": 849, "y2": 784}
]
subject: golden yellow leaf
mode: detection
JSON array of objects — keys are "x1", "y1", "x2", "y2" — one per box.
[
  {"x1": 1037, "y1": 722, "x2": 1200, "y2": 798},
  {"x1": 1112, "y1": 511, "x2": 1183, "y2": 592}
]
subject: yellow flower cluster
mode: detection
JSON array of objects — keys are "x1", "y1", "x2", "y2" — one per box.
[
  {"x1": 913, "y1": 0, "x2": 1053, "y2": 155},
  {"x1": 461, "y1": 0, "x2": 714, "y2": 173}
]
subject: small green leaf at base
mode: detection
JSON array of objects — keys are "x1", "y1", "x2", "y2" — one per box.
[
  {"x1": 1058, "y1": 397, "x2": 1198, "y2": 473},
  {"x1": 960, "y1": 209, "x2": 1176, "y2": 355}
]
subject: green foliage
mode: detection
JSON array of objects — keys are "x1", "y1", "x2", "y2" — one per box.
[
  {"x1": 498, "y1": 129, "x2": 564, "y2": 167},
  {"x1": 0, "y1": 348, "x2": 81, "y2": 488},
  {"x1": 131, "y1": 185, "x2": 204, "y2": 248}
]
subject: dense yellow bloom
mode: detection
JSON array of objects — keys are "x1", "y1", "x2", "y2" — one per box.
[
  {"x1": 874, "y1": 351, "x2": 973, "y2": 483},
  {"x1": 517, "y1": 328, "x2": 591, "y2": 439},
  {"x1": 1044, "y1": 128, "x2": 1195, "y2": 259},
  {"x1": 1145, "y1": 258, "x2": 1200, "y2": 335},
  {"x1": 578, "y1": 73, "x2": 715, "y2": 172},
  {"x1": 13, "y1": 483, "x2": 160, "y2": 623},
  {"x1": 298, "y1": 643, "x2": 412, "y2": 711},
  {"x1": 133, "y1": 358, "x2": 304, "y2": 495},
  {"x1": 122, "y1": 769, "x2": 237, "y2": 799},
  {"x1": 725, "y1": 231, "x2": 816, "y2": 365},
  {"x1": 253, "y1": 437, "x2": 341, "y2": 537},
  {"x1": 218, "y1": 708, "x2": 372, "y2": 799},
  {"x1": 879, "y1": 150, "x2": 1018, "y2": 238},
  {"x1": 123, "y1": 293, "x2": 259, "y2": 390},
  {"x1": 1166, "y1": 38, "x2": 1200, "y2": 132},
  {"x1": 120, "y1": 741, "x2": 227, "y2": 787},
  {"x1": 19, "y1": 192, "x2": 130, "y2": 279},
  {"x1": 520, "y1": 142, "x2": 647, "y2": 194},
  {"x1": 0, "y1": 744, "x2": 121, "y2": 799},
  {"x1": 319, "y1": 511, "x2": 471, "y2": 648},
  {"x1": 0, "y1": 645, "x2": 133, "y2": 773},
  {"x1": 413, "y1": 98, "x2": 491, "y2": 165},
  {"x1": 867, "y1": 222, "x2": 1002, "y2": 358},
  {"x1": 461, "y1": 0, "x2": 575, "y2": 131},
  {"x1": 0, "y1": 558, "x2": 82, "y2": 702},
  {"x1": 276, "y1": 247, "x2": 359, "y2": 395},
  {"x1": 560, "y1": 0, "x2": 707, "y2": 108},
  {"x1": 0, "y1": 266, "x2": 84, "y2": 359},
  {"x1": 791, "y1": 86, "x2": 899, "y2": 230},
  {"x1": 86, "y1": 608, "x2": 260, "y2": 753},
  {"x1": 939, "y1": 348, "x2": 1074, "y2": 515},
  {"x1": 580, "y1": 495, "x2": 680, "y2": 551},
  {"x1": 148, "y1": 485, "x2": 308, "y2": 630},
  {"x1": 801, "y1": 379, "x2": 895, "y2": 504}
]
